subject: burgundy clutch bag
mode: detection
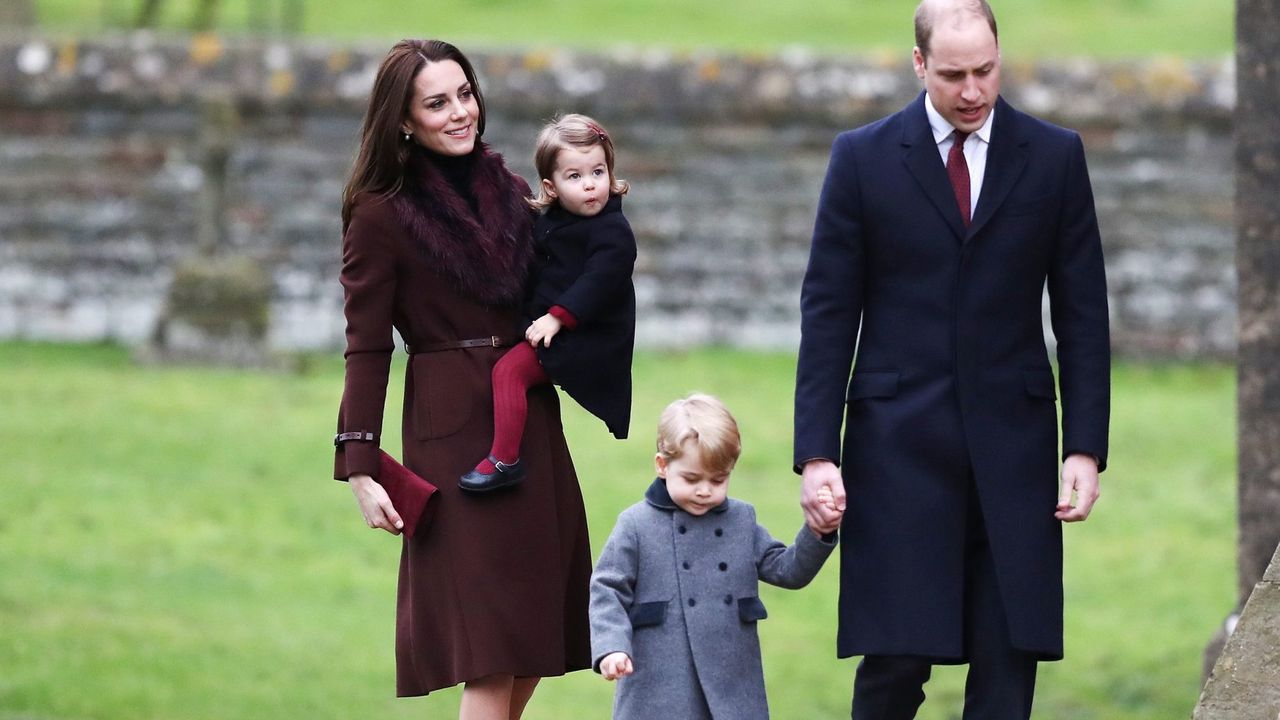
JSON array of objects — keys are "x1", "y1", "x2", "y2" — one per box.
[{"x1": 377, "y1": 450, "x2": 438, "y2": 539}]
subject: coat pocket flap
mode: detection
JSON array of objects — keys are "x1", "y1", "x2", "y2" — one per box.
[
  {"x1": 846, "y1": 371, "x2": 900, "y2": 401},
  {"x1": 1023, "y1": 369, "x2": 1057, "y2": 400},
  {"x1": 737, "y1": 596, "x2": 768, "y2": 623},
  {"x1": 629, "y1": 600, "x2": 668, "y2": 628}
]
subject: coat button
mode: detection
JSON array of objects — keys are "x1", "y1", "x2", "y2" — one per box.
[
  {"x1": 688, "y1": 598, "x2": 696, "y2": 607},
  {"x1": 678, "y1": 526, "x2": 687, "y2": 534},
  {"x1": 719, "y1": 562, "x2": 728, "y2": 571},
  {"x1": 715, "y1": 528, "x2": 723, "y2": 537},
  {"x1": 682, "y1": 561, "x2": 691, "y2": 570},
  {"x1": 723, "y1": 595, "x2": 732, "y2": 605}
]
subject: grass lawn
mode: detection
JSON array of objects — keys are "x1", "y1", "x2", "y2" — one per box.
[
  {"x1": 30, "y1": 0, "x2": 1232, "y2": 58},
  {"x1": 0, "y1": 342, "x2": 1235, "y2": 719}
]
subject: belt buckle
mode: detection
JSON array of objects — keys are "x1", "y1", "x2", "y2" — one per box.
[{"x1": 491, "y1": 335, "x2": 501, "y2": 347}]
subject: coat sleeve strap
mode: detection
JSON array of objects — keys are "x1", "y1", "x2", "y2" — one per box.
[{"x1": 334, "y1": 431, "x2": 378, "y2": 446}]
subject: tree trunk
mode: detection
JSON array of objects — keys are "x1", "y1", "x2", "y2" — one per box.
[
  {"x1": 1234, "y1": 0, "x2": 1280, "y2": 608},
  {"x1": 1204, "y1": 0, "x2": 1280, "y2": 682}
]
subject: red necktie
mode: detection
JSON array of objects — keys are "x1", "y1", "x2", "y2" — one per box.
[{"x1": 947, "y1": 131, "x2": 971, "y2": 227}]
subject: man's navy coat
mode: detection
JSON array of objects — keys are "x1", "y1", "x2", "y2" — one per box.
[{"x1": 793, "y1": 93, "x2": 1110, "y2": 661}]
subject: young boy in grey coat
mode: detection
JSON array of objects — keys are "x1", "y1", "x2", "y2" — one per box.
[{"x1": 590, "y1": 393, "x2": 840, "y2": 719}]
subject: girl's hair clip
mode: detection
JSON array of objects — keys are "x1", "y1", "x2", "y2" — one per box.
[{"x1": 586, "y1": 122, "x2": 608, "y2": 143}]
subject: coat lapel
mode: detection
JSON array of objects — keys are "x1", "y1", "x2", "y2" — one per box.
[
  {"x1": 965, "y1": 97, "x2": 1029, "y2": 244},
  {"x1": 901, "y1": 92, "x2": 966, "y2": 242}
]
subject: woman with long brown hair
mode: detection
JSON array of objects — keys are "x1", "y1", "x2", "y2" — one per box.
[{"x1": 332, "y1": 39, "x2": 591, "y2": 719}]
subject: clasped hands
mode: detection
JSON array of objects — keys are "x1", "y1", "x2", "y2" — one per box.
[{"x1": 801, "y1": 460, "x2": 846, "y2": 536}]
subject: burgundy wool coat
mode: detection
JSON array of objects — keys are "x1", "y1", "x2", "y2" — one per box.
[{"x1": 333, "y1": 145, "x2": 592, "y2": 695}]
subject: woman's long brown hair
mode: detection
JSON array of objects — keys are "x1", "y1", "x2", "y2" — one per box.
[{"x1": 341, "y1": 39, "x2": 487, "y2": 232}]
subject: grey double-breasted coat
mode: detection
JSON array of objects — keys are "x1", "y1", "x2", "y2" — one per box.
[{"x1": 590, "y1": 479, "x2": 837, "y2": 719}]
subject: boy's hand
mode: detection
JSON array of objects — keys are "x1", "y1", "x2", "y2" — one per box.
[
  {"x1": 801, "y1": 460, "x2": 845, "y2": 535},
  {"x1": 817, "y1": 485, "x2": 840, "y2": 511},
  {"x1": 526, "y1": 313, "x2": 564, "y2": 348},
  {"x1": 600, "y1": 652, "x2": 634, "y2": 680},
  {"x1": 809, "y1": 484, "x2": 843, "y2": 537}
]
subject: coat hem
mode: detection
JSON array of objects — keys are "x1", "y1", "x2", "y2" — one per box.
[
  {"x1": 395, "y1": 662, "x2": 592, "y2": 698},
  {"x1": 834, "y1": 645, "x2": 1063, "y2": 663}
]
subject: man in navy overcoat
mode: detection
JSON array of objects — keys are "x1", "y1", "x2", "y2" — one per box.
[{"x1": 793, "y1": 1, "x2": 1110, "y2": 717}]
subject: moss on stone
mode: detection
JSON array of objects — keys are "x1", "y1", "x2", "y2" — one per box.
[{"x1": 164, "y1": 255, "x2": 271, "y2": 338}]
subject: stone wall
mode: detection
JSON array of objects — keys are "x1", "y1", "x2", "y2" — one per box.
[{"x1": 0, "y1": 34, "x2": 1235, "y2": 355}]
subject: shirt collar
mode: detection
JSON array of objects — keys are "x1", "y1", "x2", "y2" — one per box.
[
  {"x1": 643, "y1": 478, "x2": 730, "y2": 514},
  {"x1": 924, "y1": 92, "x2": 995, "y2": 146}
]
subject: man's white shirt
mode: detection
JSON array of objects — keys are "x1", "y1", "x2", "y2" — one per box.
[{"x1": 925, "y1": 92, "x2": 994, "y2": 218}]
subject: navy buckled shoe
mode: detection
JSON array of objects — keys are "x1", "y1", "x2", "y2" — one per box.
[{"x1": 459, "y1": 455, "x2": 526, "y2": 493}]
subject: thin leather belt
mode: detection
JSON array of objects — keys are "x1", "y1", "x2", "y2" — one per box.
[{"x1": 405, "y1": 336, "x2": 518, "y2": 354}]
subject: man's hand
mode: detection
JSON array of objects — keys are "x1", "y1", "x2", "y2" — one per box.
[
  {"x1": 801, "y1": 460, "x2": 845, "y2": 535},
  {"x1": 599, "y1": 652, "x2": 634, "y2": 681},
  {"x1": 1055, "y1": 454, "x2": 1100, "y2": 522},
  {"x1": 526, "y1": 313, "x2": 564, "y2": 348}
]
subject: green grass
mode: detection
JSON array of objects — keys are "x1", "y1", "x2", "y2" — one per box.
[
  {"x1": 30, "y1": 0, "x2": 1232, "y2": 58},
  {"x1": 0, "y1": 342, "x2": 1234, "y2": 719}
]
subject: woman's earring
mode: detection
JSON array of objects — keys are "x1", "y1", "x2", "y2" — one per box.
[{"x1": 402, "y1": 131, "x2": 411, "y2": 142}]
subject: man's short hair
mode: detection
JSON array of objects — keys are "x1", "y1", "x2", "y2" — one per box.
[
  {"x1": 656, "y1": 393, "x2": 742, "y2": 474},
  {"x1": 914, "y1": 0, "x2": 999, "y2": 59}
]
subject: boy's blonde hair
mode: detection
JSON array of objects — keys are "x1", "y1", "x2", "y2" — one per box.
[
  {"x1": 656, "y1": 393, "x2": 742, "y2": 474},
  {"x1": 529, "y1": 113, "x2": 630, "y2": 211}
]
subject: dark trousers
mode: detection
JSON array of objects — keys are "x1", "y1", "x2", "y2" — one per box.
[{"x1": 850, "y1": 482, "x2": 1039, "y2": 720}]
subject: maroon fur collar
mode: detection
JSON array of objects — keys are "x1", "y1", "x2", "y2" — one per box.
[{"x1": 391, "y1": 144, "x2": 534, "y2": 307}]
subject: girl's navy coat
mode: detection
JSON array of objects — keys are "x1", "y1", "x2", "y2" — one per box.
[{"x1": 527, "y1": 194, "x2": 637, "y2": 439}]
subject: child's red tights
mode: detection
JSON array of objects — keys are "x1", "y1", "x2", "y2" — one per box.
[{"x1": 475, "y1": 342, "x2": 550, "y2": 474}]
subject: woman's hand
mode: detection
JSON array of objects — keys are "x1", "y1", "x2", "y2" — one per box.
[
  {"x1": 349, "y1": 473, "x2": 404, "y2": 534},
  {"x1": 525, "y1": 313, "x2": 564, "y2": 347}
]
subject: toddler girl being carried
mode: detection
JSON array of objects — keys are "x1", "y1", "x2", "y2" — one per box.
[{"x1": 461, "y1": 114, "x2": 637, "y2": 491}]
